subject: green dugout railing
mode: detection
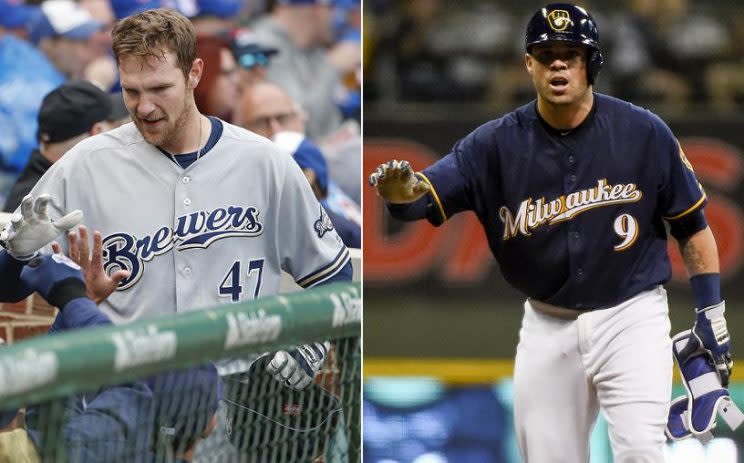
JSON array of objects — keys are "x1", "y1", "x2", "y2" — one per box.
[{"x1": 0, "y1": 282, "x2": 360, "y2": 410}]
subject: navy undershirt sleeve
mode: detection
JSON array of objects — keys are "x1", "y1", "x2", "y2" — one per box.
[
  {"x1": 386, "y1": 196, "x2": 430, "y2": 221},
  {"x1": 668, "y1": 208, "x2": 707, "y2": 241},
  {"x1": 0, "y1": 251, "x2": 33, "y2": 302},
  {"x1": 318, "y1": 260, "x2": 353, "y2": 285}
]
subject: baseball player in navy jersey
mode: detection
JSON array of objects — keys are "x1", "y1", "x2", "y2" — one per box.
[
  {"x1": 0, "y1": 9, "x2": 350, "y2": 391},
  {"x1": 370, "y1": 4, "x2": 731, "y2": 462}
]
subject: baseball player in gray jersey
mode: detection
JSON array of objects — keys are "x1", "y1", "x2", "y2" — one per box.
[{"x1": 2, "y1": 8, "x2": 351, "y2": 390}]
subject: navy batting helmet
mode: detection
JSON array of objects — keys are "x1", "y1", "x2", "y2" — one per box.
[{"x1": 525, "y1": 3, "x2": 603, "y2": 85}]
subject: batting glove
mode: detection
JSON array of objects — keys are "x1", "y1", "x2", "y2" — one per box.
[
  {"x1": 20, "y1": 254, "x2": 87, "y2": 309},
  {"x1": 690, "y1": 301, "x2": 733, "y2": 387},
  {"x1": 0, "y1": 194, "x2": 83, "y2": 260},
  {"x1": 368, "y1": 160, "x2": 430, "y2": 204},
  {"x1": 266, "y1": 342, "x2": 330, "y2": 390}
]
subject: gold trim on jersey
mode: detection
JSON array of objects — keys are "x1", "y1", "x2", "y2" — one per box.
[
  {"x1": 664, "y1": 190, "x2": 707, "y2": 221},
  {"x1": 416, "y1": 172, "x2": 447, "y2": 222},
  {"x1": 677, "y1": 140, "x2": 695, "y2": 173}
]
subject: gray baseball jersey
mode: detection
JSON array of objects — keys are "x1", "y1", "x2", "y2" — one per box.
[{"x1": 26, "y1": 119, "x2": 349, "y2": 323}]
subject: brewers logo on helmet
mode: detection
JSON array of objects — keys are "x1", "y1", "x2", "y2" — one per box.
[{"x1": 547, "y1": 9, "x2": 571, "y2": 32}]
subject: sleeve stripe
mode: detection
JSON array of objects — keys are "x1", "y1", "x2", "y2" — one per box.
[
  {"x1": 664, "y1": 191, "x2": 707, "y2": 221},
  {"x1": 416, "y1": 172, "x2": 447, "y2": 222},
  {"x1": 296, "y1": 247, "x2": 350, "y2": 288}
]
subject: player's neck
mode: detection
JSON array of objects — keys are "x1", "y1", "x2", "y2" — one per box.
[
  {"x1": 164, "y1": 111, "x2": 207, "y2": 155},
  {"x1": 536, "y1": 90, "x2": 594, "y2": 131}
]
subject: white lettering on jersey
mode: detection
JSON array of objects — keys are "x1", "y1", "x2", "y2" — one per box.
[
  {"x1": 102, "y1": 205, "x2": 263, "y2": 290},
  {"x1": 499, "y1": 179, "x2": 643, "y2": 240}
]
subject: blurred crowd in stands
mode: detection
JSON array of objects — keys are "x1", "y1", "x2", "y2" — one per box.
[
  {"x1": 364, "y1": 0, "x2": 744, "y2": 114},
  {"x1": 0, "y1": 0, "x2": 361, "y2": 247}
]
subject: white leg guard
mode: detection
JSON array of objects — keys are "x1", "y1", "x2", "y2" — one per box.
[{"x1": 667, "y1": 330, "x2": 744, "y2": 440}]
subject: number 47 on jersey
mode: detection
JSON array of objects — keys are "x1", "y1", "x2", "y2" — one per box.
[{"x1": 219, "y1": 259, "x2": 264, "y2": 302}]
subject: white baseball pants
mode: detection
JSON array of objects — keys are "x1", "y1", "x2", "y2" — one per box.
[{"x1": 514, "y1": 286, "x2": 673, "y2": 463}]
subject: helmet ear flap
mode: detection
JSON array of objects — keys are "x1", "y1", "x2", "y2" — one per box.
[{"x1": 587, "y1": 48, "x2": 603, "y2": 85}]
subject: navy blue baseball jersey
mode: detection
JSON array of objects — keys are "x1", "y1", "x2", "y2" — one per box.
[{"x1": 419, "y1": 93, "x2": 706, "y2": 309}]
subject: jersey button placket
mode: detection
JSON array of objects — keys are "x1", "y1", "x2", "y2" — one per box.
[{"x1": 564, "y1": 150, "x2": 577, "y2": 189}]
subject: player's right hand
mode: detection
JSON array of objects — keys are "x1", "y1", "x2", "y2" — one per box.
[
  {"x1": 691, "y1": 301, "x2": 733, "y2": 386},
  {"x1": 369, "y1": 159, "x2": 431, "y2": 204},
  {"x1": 20, "y1": 254, "x2": 87, "y2": 309},
  {"x1": 0, "y1": 194, "x2": 83, "y2": 260},
  {"x1": 59, "y1": 225, "x2": 130, "y2": 304}
]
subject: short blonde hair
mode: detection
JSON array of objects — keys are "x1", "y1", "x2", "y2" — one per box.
[{"x1": 112, "y1": 8, "x2": 196, "y2": 79}]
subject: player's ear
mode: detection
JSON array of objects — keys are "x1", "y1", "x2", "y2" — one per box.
[
  {"x1": 525, "y1": 53, "x2": 534, "y2": 76},
  {"x1": 188, "y1": 58, "x2": 204, "y2": 89}
]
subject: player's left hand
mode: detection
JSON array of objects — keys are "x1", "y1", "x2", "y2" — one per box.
[
  {"x1": 0, "y1": 194, "x2": 83, "y2": 260},
  {"x1": 690, "y1": 301, "x2": 733, "y2": 386},
  {"x1": 57, "y1": 225, "x2": 130, "y2": 304},
  {"x1": 266, "y1": 341, "x2": 330, "y2": 390}
]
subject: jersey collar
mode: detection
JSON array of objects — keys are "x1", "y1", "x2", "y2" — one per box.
[{"x1": 533, "y1": 94, "x2": 598, "y2": 138}]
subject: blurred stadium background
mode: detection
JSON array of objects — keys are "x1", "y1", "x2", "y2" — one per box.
[{"x1": 363, "y1": 0, "x2": 744, "y2": 462}]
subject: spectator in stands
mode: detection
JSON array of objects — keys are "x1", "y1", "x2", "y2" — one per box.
[
  {"x1": 388, "y1": 0, "x2": 454, "y2": 101},
  {"x1": 704, "y1": 6, "x2": 744, "y2": 111},
  {"x1": 78, "y1": 0, "x2": 120, "y2": 91},
  {"x1": 608, "y1": 0, "x2": 729, "y2": 107},
  {"x1": 107, "y1": 91, "x2": 132, "y2": 129},
  {"x1": 109, "y1": 0, "x2": 161, "y2": 21},
  {"x1": 329, "y1": 0, "x2": 361, "y2": 118},
  {"x1": 234, "y1": 80, "x2": 304, "y2": 140},
  {"x1": 194, "y1": 35, "x2": 242, "y2": 122},
  {"x1": 318, "y1": 121, "x2": 361, "y2": 204},
  {"x1": 230, "y1": 28, "x2": 278, "y2": 89},
  {"x1": 0, "y1": 415, "x2": 39, "y2": 462},
  {"x1": 274, "y1": 132, "x2": 360, "y2": 248},
  {"x1": 3, "y1": 81, "x2": 117, "y2": 212},
  {"x1": 251, "y1": 0, "x2": 344, "y2": 140},
  {"x1": 235, "y1": 77, "x2": 361, "y2": 204},
  {"x1": 0, "y1": 0, "x2": 38, "y2": 41},
  {"x1": 191, "y1": 0, "x2": 245, "y2": 36},
  {"x1": 148, "y1": 364, "x2": 223, "y2": 461},
  {"x1": 0, "y1": 1, "x2": 65, "y2": 196},
  {"x1": 28, "y1": 0, "x2": 106, "y2": 81},
  {"x1": 234, "y1": 81, "x2": 360, "y2": 247}
]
